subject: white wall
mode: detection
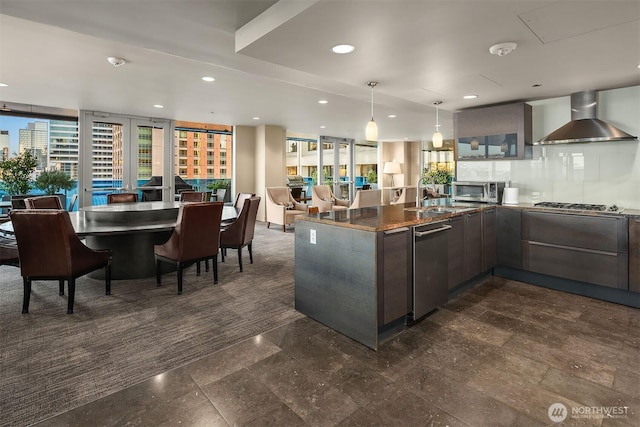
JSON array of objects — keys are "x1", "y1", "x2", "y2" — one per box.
[{"x1": 456, "y1": 85, "x2": 640, "y2": 209}]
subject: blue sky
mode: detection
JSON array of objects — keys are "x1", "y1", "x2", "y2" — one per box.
[{"x1": 0, "y1": 116, "x2": 48, "y2": 154}]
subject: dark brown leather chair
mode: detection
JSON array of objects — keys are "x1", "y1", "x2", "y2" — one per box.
[
  {"x1": 221, "y1": 192, "x2": 255, "y2": 227},
  {"x1": 154, "y1": 202, "x2": 223, "y2": 294},
  {"x1": 179, "y1": 191, "x2": 207, "y2": 202},
  {"x1": 107, "y1": 193, "x2": 138, "y2": 204},
  {"x1": 220, "y1": 196, "x2": 260, "y2": 272},
  {"x1": 24, "y1": 195, "x2": 63, "y2": 209},
  {"x1": 233, "y1": 193, "x2": 256, "y2": 210},
  {"x1": 9, "y1": 210, "x2": 112, "y2": 314}
]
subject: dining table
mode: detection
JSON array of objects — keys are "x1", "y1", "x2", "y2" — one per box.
[{"x1": 0, "y1": 201, "x2": 237, "y2": 280}]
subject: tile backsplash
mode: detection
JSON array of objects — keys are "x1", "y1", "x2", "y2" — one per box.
[
  {"x1": 457, "y1": 141, "x2": 640, "y2": 209},
  {"x1": 456, "y1": 85, "x2": 640, "y2": 210}
]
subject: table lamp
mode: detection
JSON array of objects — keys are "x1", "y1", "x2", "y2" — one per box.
[{"x1": 383, "y1": 160, "x2": 402, "y2": 187}]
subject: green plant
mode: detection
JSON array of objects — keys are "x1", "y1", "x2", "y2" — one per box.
[
  {"x1": 423, "y1": 169, "x2": 452, "y2": 185},
  {"x1": 0, "y1": 151, "x2": 37, "y2": 195},
  {"x1": 366, "y1": 169, "x2": 377, "y2": 184},
  {"x1": 206, "y1": 179, "x2": 230, "y2": 191},
  {"x1": 34, "y1": 169, "x2": 76, "y2": 195}
]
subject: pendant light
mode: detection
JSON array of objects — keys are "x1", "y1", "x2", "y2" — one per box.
[
  {"x1": 365, "y1": 81, "x2": 378, "y2": 141},
  {"x1": 432, "y1": 100, "x2": 443, "y2": 148}
]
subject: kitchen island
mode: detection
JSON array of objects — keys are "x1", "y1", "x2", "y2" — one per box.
[{"x1": 294, "y1": 202, "x2": 485, "y2": 350}]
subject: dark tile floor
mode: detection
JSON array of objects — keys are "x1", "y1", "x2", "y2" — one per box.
[{"x1": 35, "y1": 277, "x2": 639, "y2": 426}]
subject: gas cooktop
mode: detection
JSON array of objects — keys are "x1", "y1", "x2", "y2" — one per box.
[{"x1": 534, "y1": 202, "x2": 620, "y2": 212}]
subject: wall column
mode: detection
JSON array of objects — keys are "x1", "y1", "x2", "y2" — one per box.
[{"x1": 235, "y1": 124, "x2": 286, "y2": 221}]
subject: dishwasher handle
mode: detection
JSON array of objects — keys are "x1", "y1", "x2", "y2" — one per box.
[{"x1": 414, "y1": 224, "x2": 451, "y2": 237}]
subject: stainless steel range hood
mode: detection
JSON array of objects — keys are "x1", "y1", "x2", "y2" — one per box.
[{"x1": 536, "y1": 91, "x2": 637, "y2": 145}]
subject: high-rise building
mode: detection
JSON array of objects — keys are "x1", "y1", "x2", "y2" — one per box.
[
  {"x1": 174, "y1": 121, "x2": 232, "y2": 180},
  {"x1": 49, "y1": 120, "x2": 79, "y2": 179},
  {"x1": 93, "y1": 122, "x2": 118, "y2": 180},
  {"x1": 18, "y1": 121, "x2": 48, "y2": 171},
  {"x1": 0, "y1": 130, "x2": 9, "y2": 160}
]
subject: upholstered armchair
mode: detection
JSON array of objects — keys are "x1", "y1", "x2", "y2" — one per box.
[
  {"x1": 391, "y1": 187, "x2": 418, "y2": 205},
  {"x1": 154, "y1": 202, "x2": 223, "y2": 294},
  {"x1": 220, "y1": 197, "x2": 261, "y2": 271},
  {"x1": 9, "y1": 210, "x2": 112, "y2": 314},
  {"x1": 179, "y1": 191, "x2": 207, "y2": 202},
  {"x1": 265, "y1": 187, "x2": 308, "y2": 232},
  {"x1": 24, "y1": 195, "x2": 63, "y2": 209},
  {"x1": 107, "y1": 193, "x2": 139, "y2": 204},
  {"x1": 311, "y1": 185, "x2": 349, "y2": 213},
  {"x1": 349, "y1": 189, "x2": 382, "y2": 209}
]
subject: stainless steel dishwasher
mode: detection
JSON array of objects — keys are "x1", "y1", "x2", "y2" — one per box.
[{"x1": 412, "y1": 221, "x2": 451, "y2": 320}]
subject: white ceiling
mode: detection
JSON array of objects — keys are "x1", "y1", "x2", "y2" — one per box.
[{"x1": 0, "y1": 0, "x2": 638, "y2": 142}]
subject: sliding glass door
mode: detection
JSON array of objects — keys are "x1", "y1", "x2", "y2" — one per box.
[{"x1": 79, "y1": 112, "x2": 172, "y2": 207}]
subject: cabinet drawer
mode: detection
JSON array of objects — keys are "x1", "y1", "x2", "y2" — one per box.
[
  {"x1": 523, "y1": 211, "x2": 627, "y2": 253},
  {"x1": 524, "y1": 242, "x2": 628, "y2": 289}
]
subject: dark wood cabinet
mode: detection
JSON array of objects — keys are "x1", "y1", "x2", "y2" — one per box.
[
  {"x1": 496, "y1": 207, "x2": 522, "y2": 269},
  {"x1": 522, "y1": 211, "x2": 628, "y2": 289},
  {"x1": 447, "y1": 215, "x2": 464, "y2": 290},
  {"x1": 380, "y1": 227, "x2": 411, "y2": 324},
  {"x1": 448, "y1": 210, "x2": 491, "y2": 289},
  {"x1": 482, "y1": 207, "x2": 497, "y2": 271},
  {"x1": 463, "y1": 212, "x2": 483, "y2": 282},
  {"x1": 454, "y1": 102, "x2": 532, "y2": 161},
  {"x1": 630, "y1": 217, "x2": 640, "y2": 293}
]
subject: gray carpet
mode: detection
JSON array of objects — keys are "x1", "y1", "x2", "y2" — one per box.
[{"x1": 0, "y1": 223, "x2": 304, "y2": 426}]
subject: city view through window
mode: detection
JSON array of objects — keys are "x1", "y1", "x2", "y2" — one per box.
[{"x1": 0, "y1": 115, "x2": 233, "y2": 208}]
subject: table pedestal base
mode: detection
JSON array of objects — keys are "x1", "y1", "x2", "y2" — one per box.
[{"x1": 87, "y1": 231, "x2": 174, "y2": 280}]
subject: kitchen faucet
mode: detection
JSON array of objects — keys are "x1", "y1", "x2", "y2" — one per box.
[{"x1": 416, "y1": 174, "x2": 436, "y2": 207}]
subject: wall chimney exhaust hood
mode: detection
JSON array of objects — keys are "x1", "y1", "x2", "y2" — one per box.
[{"x1": 536, "y1": 91, "x2": 637, "y2": 145}]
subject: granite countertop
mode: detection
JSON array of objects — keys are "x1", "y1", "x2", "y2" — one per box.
[
  {"x1": 297, "y1": 202, "x2": 487, "y2": 232},
  {"x1": 297, "y1": 201, "x2": 639, "y2": 232}
]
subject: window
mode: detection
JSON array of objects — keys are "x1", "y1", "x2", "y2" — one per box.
[
  {"x1": 0, "y1": 111, "x2": 79, "y2": 209},
  {"x1": 174, "y1": 121, "x2": 232, "y2": 186}
]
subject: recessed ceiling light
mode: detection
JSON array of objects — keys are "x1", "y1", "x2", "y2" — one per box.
[
  {"x1": 153, "y1": 104, "x2": 164, "y2": 108},
  {"x1": 0, "y1": 83, "x2": 7, "y2": 87},
  {"x1": 637, "y1": 64, "x2": 640, "y2": 69},
  {"x1": 388, "y1": 114, "x2": 397, "y2": 118},
  {"x1": 318, "y1": 100, "x2": 328, "y2": 104},
  {"x1": 331, "y1": 44, "x2": 355, "y2": 54},
  {"x1": 320, "y1": 125, "x2": 326, "y2": 129},
  {"x1": 253, "y1": 117, "x2": 260, "y2": 120},
  {"x1": 463, "y1": 95, "x2": 478, "y2": 99},
  {"x1": 202, "y1": 76, "x2": 215, "y2": 82}
]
